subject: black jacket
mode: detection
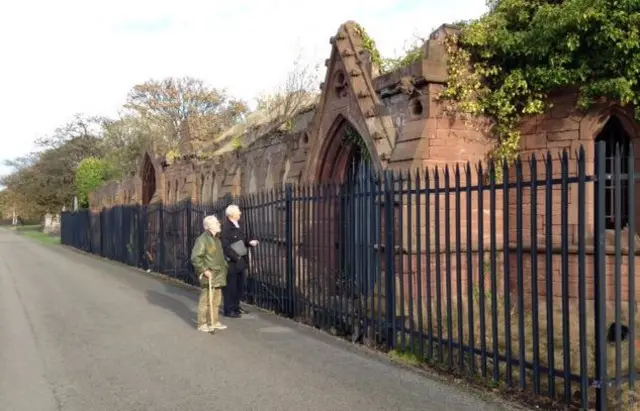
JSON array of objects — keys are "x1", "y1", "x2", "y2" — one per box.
[{"x1": 221, "y1": 217, "x2": 251, "y2": 270}]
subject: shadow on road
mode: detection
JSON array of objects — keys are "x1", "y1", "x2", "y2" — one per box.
[{"x1": 145, "y1": 289, "x2": 197, "y2": 328}]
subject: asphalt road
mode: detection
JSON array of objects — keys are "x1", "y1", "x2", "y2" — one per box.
[{"x1": 0, "y1": 228, "x2": 513, "y2": 411}]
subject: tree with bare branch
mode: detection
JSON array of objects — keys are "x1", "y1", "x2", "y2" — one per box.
[
  {"x1": 254, "y1": 53, "x2": 320, "y2": 134},
  {"x1": 124, "y1": 76, "x2": 249, "y2": 150}
]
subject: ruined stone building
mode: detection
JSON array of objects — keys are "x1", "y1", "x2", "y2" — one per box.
[
  {"x1": 89, "y1": 21, "x2": 640, "y2": 307},
  {"x1": 89, "y1": 22, "x2": 493, "y2": 209}
]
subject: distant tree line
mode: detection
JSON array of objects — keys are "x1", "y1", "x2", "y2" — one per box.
[{"x1": 0, "y1": 55, "x2": 320, "y2": 219}]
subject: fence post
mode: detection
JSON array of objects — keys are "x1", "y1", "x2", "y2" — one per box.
[
  {"x1": 383, "y1": 170, "x2": 396, "y2": 348},
  {"x1": 137, "y1": 205, "x2": 145, "y2": 269},
  {"x1": 120, "y1": 207, "x2": 127, "y2": 263},
  {"x1": 285, "y1": 184, "x2": 295, "y2": 318},
  {"x1": 186, "y1": 199, "x2": 194, "y2": 281},
  {"x1": 100, "y1": 209, "x2": 105, "y2": 257},
  {"x1": 594, "y1": 140, "x2": 608, "y2": 411},
  {"x1": 86, "y1": 211, "x2": 93, "y2": 253},
  {"x1": 159, "y1": 204, "x2": 165, "y2": 273},
  {"x1": 186, "y1": 198, "x2": 193, "y2": 251}
]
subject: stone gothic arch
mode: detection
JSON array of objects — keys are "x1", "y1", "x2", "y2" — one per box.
[
  {"x1": 594, "y1": 114, "x2": 635, "y2": 229},
  {"x1": 141, "y1": 153, "x2": 156, "y2": 205},
  {"x1": 197, "y1": 173, "x2": 205, "y2": 203},
  {"x1": 248, "y1": 167, "x2": 257, "y2": 194},
  {"x1": 316, "y1": 115, "x2": 371, "y2": 183},
  {"x1": 211, "y1": 176, "x2": 219, "y2": 202}
]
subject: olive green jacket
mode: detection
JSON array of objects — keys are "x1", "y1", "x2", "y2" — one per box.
[{"x1": 190, "y1": 231, "x2": 228, "y2": 288}]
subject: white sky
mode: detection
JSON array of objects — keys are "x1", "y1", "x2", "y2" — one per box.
[{"x1": 0, "y1": 0, "x2": 488, "y2": 180}]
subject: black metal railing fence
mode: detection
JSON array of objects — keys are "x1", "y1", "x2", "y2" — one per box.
[{"x1": 61, "y1": 142, "x2": 639, "y2": 410}]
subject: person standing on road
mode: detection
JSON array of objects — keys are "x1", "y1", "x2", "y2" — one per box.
[
  {"x1": 221, "y1": 204, "x2": 258, "y2": 318},
  {"x1": 190, "y1": 215, "x2": 228, "y2": 332}
]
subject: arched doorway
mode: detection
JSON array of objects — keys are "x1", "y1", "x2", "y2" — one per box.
[
  {"x1": 595, "y1": 115, "x2": 632, "y2": 229},
  {"x1": 307, "y1": 117, "x2": 379, "y2": 325},
  {"x1": 317, "y1": 119, "x2": 369, "y2": 184},
  {"x1": 141, "y1": 154, "x2": 156, "y2": 206}
]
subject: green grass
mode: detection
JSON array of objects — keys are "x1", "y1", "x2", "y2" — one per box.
[{"x1": 12, "y1": 225, "x2": 60, "y2": 244}]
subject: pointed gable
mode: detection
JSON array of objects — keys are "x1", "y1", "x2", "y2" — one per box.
[{"x1": 303, "y1": 21, "x2": 399, "y2": 183}]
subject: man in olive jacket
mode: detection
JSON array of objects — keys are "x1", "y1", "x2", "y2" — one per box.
[{"x1": 191, "y1": 215, "x2": 228, "y2": 332}]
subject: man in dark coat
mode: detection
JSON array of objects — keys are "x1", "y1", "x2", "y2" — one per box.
[{"x1": 221, "y1": 204, "x2": 258, "y2": 317}]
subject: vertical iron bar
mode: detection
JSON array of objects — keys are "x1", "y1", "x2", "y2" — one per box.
[
  {"x1": 516, "y1": 158, "x2": 526, "y2": 390},
  {"x1": 321, "y1": 184, "x2": 328, "y2": 326},
  {"x1": 435, "y1": 168, "x2": 443, "y2": 362},
  {"x1": 407, "y1": 171, "x2": 415, "y2": 354},
  {"x1": 503, "y1": 161, "x2": 513, "y2": 386},
  {"x1": 285, "y1": 184, "x2": 294, "y2": 318},
  {"x1": 305, "y1": 186, "x2": 311, "y2": 321},
  {"x1": 186, "y1": 200, "x2": 193, "y2": 281},
  {"x1": 377, "y1": 173, "x2": 384, "y2": 345},
  {"x1": 614, "y1": 142, "x2": 623, "y2": 409},
  {"x1": 416, "y1": 170, "x2": 425, "y2": 360},
  {"x1": 545, "y1": 153, "x2": 556, "y2": 398},
  {"x1": 477, "y1": 162, "x2": 487, "y2": 379},
  {"x1": 490, "y1": 161, "x2": 499, "y2": 382},
  {"x1": 310, "y1": 186, "x2": 316, "y2": 322},
  {"x1": 425, "y1": 169, "x2": 433, "y2": 360},
  {"x1": 340, "y1": 183, "x2": 347, "y2": 333},
  {"x1": 272, "y1": 190, "x2": 279, "y2": 312},
  {"x1": 466, "y1": 163, "x2": 475, "y2": 376},
  {"x1": 455, "y1": 165, "x2": 464, "y2": 370},
  {"x1": 255, "y1": 192, "x2": 263, "y2": 308},
  {"x1": 561, "y1": 150, "x2": 571, "y2": 403},
  {"x1": 445, "y1": 166, "x2": 453, "y2": 369},
  {"x1": 367, "y1": 169, "x2": 377, "y2": 345},
  {"x1": 390, "y1": 172, "x2": 397, "y2": 348},
  {"x1": 577, "y1": 146, "x2": 588, "y2": 409},
  {"x1": 384, "y1": 170, "x2": 396, "y2": 348},
  {"x1": 294, "y1": 187, "x2": 301, "y2": 316},
  {"x1": 399, "y1": 172, "x2": 406, "y2": 350},
  {"x1": 280, "y1": 189, "x2": 287, "y2": 314},
  {"x1": 530, "y1": 155, "x2": 541, "y2": 395},
  {"x1": 628, "y1": 141, "x2": 637, "y2": 390},
  {"x1": 350, "y1": 179, "x2": 357, "y2": 332},
  {"x1": 354, "y1": 171, "x2": 361, "y2": 338},
  {"x1": 159, "y1": 205, "x2": 165, "y2": 273},
  {"x1": 595, "y1": 139, "x2": 608, "y2": 411}
]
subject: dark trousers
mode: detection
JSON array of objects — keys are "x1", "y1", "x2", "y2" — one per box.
[{"x1": 222, "y1": 262, "x2": 245, "y2": 314}]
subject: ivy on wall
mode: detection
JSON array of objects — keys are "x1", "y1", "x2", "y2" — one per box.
[
  {"x1": 352, "y1": 23, "x2": 424, "y2": 74},
  {"x1": 343, "y1": 124, "x2": 371, "y2": 161},
  {"x1": 439, "y1": 0, "x2": 640, "y2": 163},
  {"x1": 353, "y1": 23, "x2": 385, "y2": 70}
]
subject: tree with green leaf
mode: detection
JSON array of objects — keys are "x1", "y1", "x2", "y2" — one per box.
[
  {"x1": 75, "y1": 157, "x2": 110, "y2": 209},
  {"x1": 440, "y1": 0, "x2": 640, "y2": 162}
]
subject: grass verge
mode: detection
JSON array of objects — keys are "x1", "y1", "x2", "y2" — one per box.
[{"x1": 10, "y1": 224, "x2": 60, "y2": 245}]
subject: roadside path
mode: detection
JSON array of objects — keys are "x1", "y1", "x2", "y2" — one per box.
[{"x1": 0, "y1": 228, "x2": 515, "y2": 410}]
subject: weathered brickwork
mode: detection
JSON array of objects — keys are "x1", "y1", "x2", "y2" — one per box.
[{"x1": 89, "y1": 21, "x2": 640, "y2": 312}]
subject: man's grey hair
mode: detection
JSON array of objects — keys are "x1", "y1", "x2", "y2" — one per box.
[
  {"x1": 203, "y1": 215, "x2": 220, "y2": 231},
  {"x1": 225, "y1": 204, "x2": 241, "y2": 217}
]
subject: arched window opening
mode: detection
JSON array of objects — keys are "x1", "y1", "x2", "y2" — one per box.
[
  {"x1": 198, "y1": 174, "x2": 205, "y2": 202},
  {"x1": 595, "y1": 116, "x2": 632, "y2": 229},
  {"x1": 141, "y1": 154, "x2": 156, "y2": 206},
  {"x1": 210, "y1": 174, "x2": 218, "y2": 203}
]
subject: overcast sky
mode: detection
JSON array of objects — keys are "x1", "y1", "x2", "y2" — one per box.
[{"x1": 0, "y1": 0, "x2": 488, "y2": 180}]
